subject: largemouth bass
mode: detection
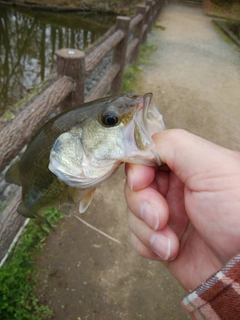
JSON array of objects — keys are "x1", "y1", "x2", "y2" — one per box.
[{"x1": 5, "y1": 93, "x2": 165, "y2": 219}]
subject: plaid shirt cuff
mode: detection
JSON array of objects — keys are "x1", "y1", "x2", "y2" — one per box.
[{"x1": 181, "y1": 253, "x2": 240, "y2": 320}]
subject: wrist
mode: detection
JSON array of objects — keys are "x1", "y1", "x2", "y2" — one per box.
[{"x1": 181, "y1": 253, "x2": 240, "y2": 319}]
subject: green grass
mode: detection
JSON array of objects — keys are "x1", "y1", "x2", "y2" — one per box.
[
  {"x1": 0, "y1": 204, "x2": 6, "y2": 213},
  {"x1": 122, "y1": 64, "x2": 142, "y2": 93},
  {"x1": 153, "y1": 24, "x2": 166, "y2": 30},
  {"x1": 138, "y1": 43, "x2": 158, "y2": 64},
  {"x1": 0, "y1": 207, "x2": 64, "y2": 320},
  {"x1": 122, "y1": 42, "x2": 158, "y2": 93}
]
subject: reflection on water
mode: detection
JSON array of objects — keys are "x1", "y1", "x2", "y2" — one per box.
[{"x1": 0, "y1": 6, "x2": 114, "y2": 115}]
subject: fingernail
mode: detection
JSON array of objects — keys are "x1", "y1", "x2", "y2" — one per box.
[
  {"x1": 150, "y1": 233, "x2": 171, "y2": 260},
  {"x1": 140, "y1": 201, "x2": 159, "y2": 231}
]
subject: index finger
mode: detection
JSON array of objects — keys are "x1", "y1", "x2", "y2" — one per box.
[
  {"x1": 125, "y1": 163, "x2": 156, "y2": 191},
  {"x1": 153, "y1": 129, "x2": 240, "y2": 188}
]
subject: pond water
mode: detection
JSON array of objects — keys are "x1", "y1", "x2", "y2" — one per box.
[{"x1": 0, "y1": 5, "x2": 115, "y2": 116}]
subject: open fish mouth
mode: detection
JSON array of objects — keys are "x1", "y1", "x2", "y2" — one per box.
[
  {"x1": 132, "y1": 93, "x2": 165, "y2": 159},
  {"x1": 142, "y1": 92, "x2": 152, "y2": 129},
  {"x1": 142, "y1": 92, "x2": 165, "y2": 136}
]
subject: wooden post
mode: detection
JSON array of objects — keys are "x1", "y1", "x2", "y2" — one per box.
[
  {"x1": 156, "y1": 0, "x2": 161, "y2": 16},
  {"x1": 130, "y1": 5, "x2": 147, "y2": 64},
  {"x1": 0, "y1": 188, "x2": 24, "y2": 263},
  {"x1": 142, "y1": 1, "x2": 150, "y2": 43},
  {"x1": 110, "y1": 16, "x2": 130, "y2": 95},
  {"x1": 56, "y1": 48, "x2": 85, "y2": 111},
  {"x1": 146, "y1": 0, "x2": 154, "y2": 34},
  {"x1": 152, "y1": 0, "x2": 160, "y2": 25}
]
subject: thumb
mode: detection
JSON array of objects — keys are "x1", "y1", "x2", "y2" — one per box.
[{"x1": 153, "y1": 129, "x2": 240, "y2": 186}]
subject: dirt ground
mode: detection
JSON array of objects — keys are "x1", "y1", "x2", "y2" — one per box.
[{"x1": 35, "y1": 3, "x2": 240, "y2": 320}]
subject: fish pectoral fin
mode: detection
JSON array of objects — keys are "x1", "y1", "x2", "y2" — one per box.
[
  {"x1": 5, "y1": 161, "x2": 22, "y2": 186},
  {"x1": 59, "y1": 186, "x2": 77, "y2": 217},
  {"x1": 59, "y1": 186, "x2": 96, "y2": 215},
  {"x1": 79, "y1": 188, "x2": 96, "y2": 214}
]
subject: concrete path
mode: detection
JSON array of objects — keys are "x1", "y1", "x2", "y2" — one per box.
[
  {"x1": 137, "y1": 3, "x2": 240, "y2": 150},
  {"x1": 35, "y1": 3, "x2": 240, "y2": 320}
]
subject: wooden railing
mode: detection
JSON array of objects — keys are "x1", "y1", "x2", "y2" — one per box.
[{"x1": 0, "y1": 0, "x2": 165, "y2": 263}]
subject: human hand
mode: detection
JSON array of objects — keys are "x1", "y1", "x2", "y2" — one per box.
[{"x1": 124, "y1": 129, "x2": 240, "y2": 291}]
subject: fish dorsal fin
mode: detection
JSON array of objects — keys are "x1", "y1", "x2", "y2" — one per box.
[
  {"x1": 59, "y1": 186, "x2": 76, "y2": 217},
  {"x1": 5, "y1": 161, "x2": 22, "y2": 186},
  {"x1": 79, "y1": 188, "x2": 96, "y2": 213}
]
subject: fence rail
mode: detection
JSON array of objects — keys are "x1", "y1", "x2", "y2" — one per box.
[{"x1": 0, "y1": 0, "x2": 165, "y2": 263}]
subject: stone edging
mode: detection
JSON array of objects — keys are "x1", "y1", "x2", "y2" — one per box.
[{"x1": 213, "y1": 19, "x2": 240, "y2": 47}]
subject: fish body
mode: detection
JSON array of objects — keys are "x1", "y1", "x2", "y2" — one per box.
[{"x1": 5, "y1": 93, "x2": 165, "y2": 219}]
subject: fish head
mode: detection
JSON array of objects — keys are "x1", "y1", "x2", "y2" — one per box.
[{"x1": 49, "y1": 93, "x2": 165, "y2": 189}]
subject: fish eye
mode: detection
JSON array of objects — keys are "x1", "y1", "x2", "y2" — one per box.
[{"x1": 100, "y1": 111, "x2": 120, "y2": 127}]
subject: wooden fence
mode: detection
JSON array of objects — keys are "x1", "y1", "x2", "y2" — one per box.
[{"x1": 0, "y1": 0, "x2": 165, "y2": 263}]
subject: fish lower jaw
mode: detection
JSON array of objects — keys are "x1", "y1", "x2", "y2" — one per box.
[{"x1": 49, "y1": 158, "x2": 121, "y2": 189}]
